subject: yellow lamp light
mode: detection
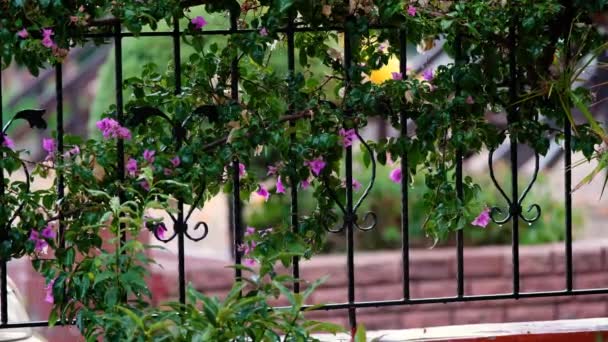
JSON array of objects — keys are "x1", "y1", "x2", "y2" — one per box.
[{"x1": 369, "y1": 57, "x2": 401, "y2": 84}]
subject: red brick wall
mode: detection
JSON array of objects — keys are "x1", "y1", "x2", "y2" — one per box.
[
  {"x1": 151, "y1": 239, "x2": 608, "y2": 331},
  {"x1": 12, "y1": 239, "x2": 608, "y2": 339}
]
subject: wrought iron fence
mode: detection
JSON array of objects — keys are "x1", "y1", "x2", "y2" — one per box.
[{"x1": 0, "y1": 3, "x2": 605, "y2": 335}]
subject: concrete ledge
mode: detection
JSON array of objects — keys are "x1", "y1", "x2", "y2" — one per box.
[{"x1": 315, "y1": 318, "x2": 608, "y2": 341}]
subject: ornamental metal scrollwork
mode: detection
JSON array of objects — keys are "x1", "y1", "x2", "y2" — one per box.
[
  {"x1": 488, "y1": 147, "x2": 542, "y2": 225},
  {"x1": 323, "y1": 127, "x2": 378, "y2": 233},
  {"x1": 128, "y1": 106, "x2": 211, "y2": 243}
]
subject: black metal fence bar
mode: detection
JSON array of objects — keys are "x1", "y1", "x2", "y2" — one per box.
[
  {"x1": 454, "y1": 26, "x2": 465, "y2": 299},
  {"x1": 508, "y1": 10, "x2": 520, "y2": 296},
  {"x1": 114, "y1": 22, "x2": 126, "y2": 248},
  {"x1": 55, "y1": 65, "x2": 65, "y2": 249},
  {"x1": 343, "y1": 16, "x2": 357, "y2": 331},
  {"x1": 398, "y1": 27, "x2": 410, "y2": 301},
  {"x1": 230, "y1": 9, "x2": 244, "y2": 284},
  {"x1": 286, "y1": 13, "x2": 301, "y2": 294},
  {"x1": 172, "y1": 17, "x2": 188, "y2": 305},
  {"x1": 564, "y1": 0, "x2": 574, "y2": 293},
  {"x1": 286, "y1": 287, "x2": 608, "y2": 311}
]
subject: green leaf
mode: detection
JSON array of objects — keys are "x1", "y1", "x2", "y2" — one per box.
[
  {"x1": 570, "y1": 91, "x2": 606, "y2": 140},
  {"x1": 64, "y1": 248, "x2": 75, "y2": 266},
  {"x1": 116, "y1": 306, "x2": 144, "y2": 330},
  {"x1": 272, "y1": 281, "x2": 296, "y2": 306},
  {"x1": 278, "y1": 0, "x2": 295, "y2": 12},
  {"x1": 354, "y1": 324, "x2": 367, "y2": 342},
  {"x1": 304, "y1": 321, "x2": 345, "y2": 334},
  {"x1": 302, "y1": 275, "x2": 328, "y2": 302}
]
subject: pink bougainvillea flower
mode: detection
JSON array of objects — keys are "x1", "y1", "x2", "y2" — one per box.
[
  {"x1": 44, "y1": 279, "x2": 55, "y2": 304},
  {"x1": 301, "y1": 178, "x2": 311, "y2": 189},
  {"x1": 42, "y1": 138, "x2": 56, "y2": 154},
  {"x1": 41, "y1": 224, "x2": 56, "y2": 240},
  {"x1": 306, "y1": 157, "x2": 326, "y2": 176},
  {"x1": 191, "y1": 16, "x2": 208, "y2": 30},
  {"x1": 407, "y1": 5, "x2": 417, "y2": 16},
  {"x1": 126, "y1": 158, "x2": 138, "y2": 177},
  {"x1": 352, "y1": 179, "x2": 362, "y2": 191},
  {"x1": 422, "y1": 69, "x2": 434, "y2": 82},
  {"x1": 243, "y1": 258, "x2": 257, "y2": 267},
  {"x1": 41, "y1": 28, "x2": 54, "y2": 48},
  {"x1": 239, "y1": 240, "x2": 257, "y2": 256},
  {"x1": 389, "y1": 168, "x2": 402, "y2": 183},
  {"x1": 276, "y1": 176, "x2": 286, "y2": 194},
  {"x1": 163, "y1": 168, "x2": 172, "y2": 176},
  {"x1": 96, "y1": 118, "x2": 132, "y2": 140},
  {"x1": 140, "y1": 180, "x2": 150, "y2": 192},
  {"x1": 143, "y1": 149, "x2": 155, "y2": 164},
  {"x1": 339, "y1": 128, "x2": 356, "y2": 148},
  {"x1": 17, "y1": 28, "x2": 28, "y2": 39},
  {"x1": 472, "y1": 208, "x2": 491, "y2": 228},
  {"x1": 67, "y1": 146, "x2": 80, "y2": 156},
  {"x1": 391, "y1": 72, "x2": 403, "y2": 81},
  {"x1": 42, "y1": 36, "x2": 54, "y2": 48},
  {"x1": 95, "y1": 118, "x2": 114, "y2": 132},
  {"x1": 245, "y1": 226, "x2": 256, "y2": 237},
  {"x1": 1, "y1": 134, "x2": 14, "y2": 149},
  {"x1": 171, "y1": 156, "x2": 181, "y2": 167},
  {"x1": 256, "y1": 185, "x2": 270, "y2": 201},
  {"x1": 239, "y1": 163, "x2": 247, "y2": 178},
  {"x1": 259, "y1": 27, "x2": 268, "y2": 36},
  {"x1": 342, "y1": 179, "x2": 362, "y2": 191},
  {"x1": 155, "y1": 223, "x2": 168, "y2": 239},
  {"x1": 117, "y1": 127, "x2": 131, "y2": 140},
  {"x1": 30, "y1": 230, "x2": 48, "y2": 253},
  {"x1": 29, "y1": 230, "x2": 39, "y2": 243},
  {"x1": 267, "y1": 165, "x2": 278, "y2": 176},
  {"x1": 466, "y1": 96, "x2": 475, "y2": 104}
]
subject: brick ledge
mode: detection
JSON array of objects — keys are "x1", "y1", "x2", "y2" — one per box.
[{"x1": 314, "y1": 318, "x2": 608, "y2": 341}]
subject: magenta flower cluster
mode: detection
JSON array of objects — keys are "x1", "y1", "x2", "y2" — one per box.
[
  {"x1": 407, "y1": 5, "x2": 417, "y2": 16},
  {"x1": 96, "y1": 118, "x2": 131, "y2": 140},
  {"x1": 42, "y1": 29, "x2": 54, "y2": 48},
  {"x1": 339, "y1": 128, "x2": 357, "y2": 148},
  {"x1": 240, "y1": 226, "x2": 258, "y2": 267},
  {"x1": 306, "y1": 157, "x2": 326, "y2": 176},
  {"x1": 1, "y1": 134, "x2": 14, "y2": 149},
  {"x1": 29, "y1": 224, "x2": 56, "y2": 254},
  {"x1": 191, "y1": 16, "x2": 208, "y2": 30},
  {"x1": 472, "y1": 208, "x2": 491, "y2": 228},
  {"x1": 44, "y1": 279, "x2": 55, "y2": 304},
  {"x1": 256, "y1": 185, "x2": 270, "y2": 201},
  {"x1": 42, "y1": 138, "x2": 56, "y2": 155},
  {"x1": 389, "y1": 168, "x2": 402, "y2": 183}
]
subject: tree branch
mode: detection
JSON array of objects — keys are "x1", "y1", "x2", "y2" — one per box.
[{"x1": 202, "y1": 109, "x2": 314, "y2": 152}]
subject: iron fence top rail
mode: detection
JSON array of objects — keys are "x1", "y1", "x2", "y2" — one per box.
[{"x1": 82, "y1": 24, "x2": 400, "y2": 39}]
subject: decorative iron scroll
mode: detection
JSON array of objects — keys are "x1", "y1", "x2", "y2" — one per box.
[
  {"x1": 129, "y1": 106, "x2": 211, "y2": 243},
  {"x1": 488, "y1": 147, "x2": 542, "y2": 225},
  {"x1": 324, "y1": 127, "x2": 378, "y2": 233}
]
